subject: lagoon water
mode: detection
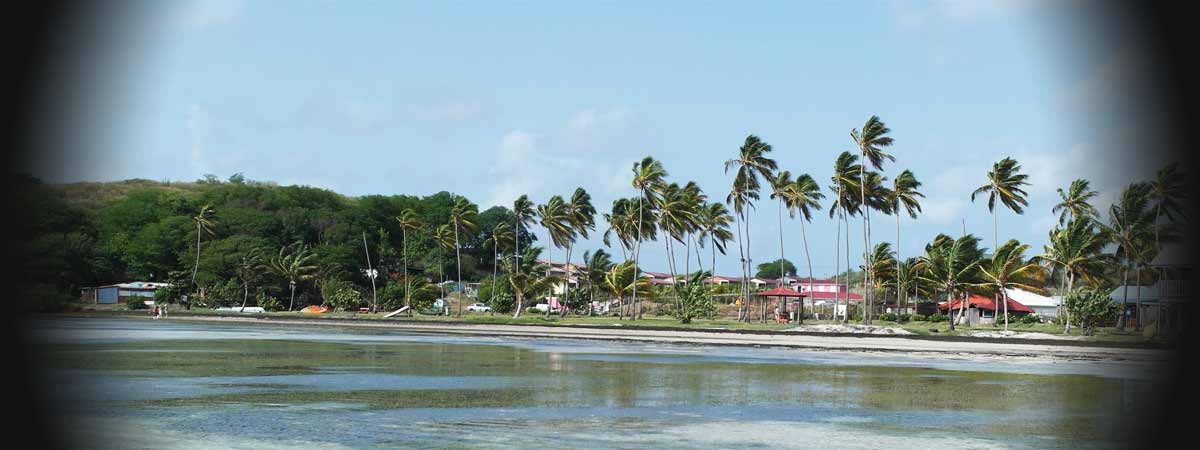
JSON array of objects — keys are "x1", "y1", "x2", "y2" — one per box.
[{"x1": 30, "y1": 317, "x2": 1163, "y2": 449}]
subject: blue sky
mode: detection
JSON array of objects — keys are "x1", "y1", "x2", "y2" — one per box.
[{"x1": 36, "y1": 0, "x2": 1168, "y2": 278}]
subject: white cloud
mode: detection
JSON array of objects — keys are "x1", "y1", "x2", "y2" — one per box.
[
  {"x1": 176, "y1": 0, "x2": 244, "y2": 31},
  {"x1": 186, "y1": 104, "x2": 210, "y2": 175},
  {"x1": 888, "y1": 0, "x2": 1046, "y2": 32}
]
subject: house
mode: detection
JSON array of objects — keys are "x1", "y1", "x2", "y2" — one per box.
[
  {"x1": 641, "y1": 271, "x2": 677, "y2": 285},
  {"x1": 703, "y1": 275, "x2": 746, "y2": 285},
  {"x1": 1004, "y1": 288, "x2": 1059, "y2": 318},
  {"x1": 535, "y1": 259, "x2": 585, "y2": 294},
  {"x1": 938, "y1": 294, "x2": 1034, "y2": 326},
  {"x1": 81, "y1": 282, "x2": 171, "y2": 305},
  {"x1": 1107, "y1": 242, "x2": 1192, "y2": 330}
]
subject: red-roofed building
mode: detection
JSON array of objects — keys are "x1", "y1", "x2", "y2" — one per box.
[{"x1": 938, "y1": 294, "x2": 1034, "y2": 326}]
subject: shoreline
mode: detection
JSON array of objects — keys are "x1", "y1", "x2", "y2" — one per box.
[{"x1": 49, "y1": 312, "x2": 1173, "y2": 363}]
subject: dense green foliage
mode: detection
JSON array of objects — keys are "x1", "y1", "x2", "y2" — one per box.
[{"x1": 754, "y1": 258, "x2": 797, "y2": 279}]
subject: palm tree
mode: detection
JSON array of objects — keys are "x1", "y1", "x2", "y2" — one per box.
[
  {"x1": 781, "y1": 173, "x2": 823, "y2": 323},
  {"x1": 394, "y1": 209, "x2": 422, "y2": 313},
  {"x1": 632, "y1": 156, "x2": 668, "y2": 319},
  {"x1": 850, "y1": 116, "x2": 896, "y2": 323},
  {"x1": 860, "y1": 170, "x2": 893, "y2": 322},
  {"x1": 433, "y1": 223, "x2": 457, "y2": 312},
  {"x1": 830, "y1": 152, "x2": 862, "y2": 323},
  {"x1": 862, "y1": 242, "x2": 897, "y2": 314},
  {"x1": 1103, "y1": 182, "x2": 1155, "y2": 330},
  {"x1": 512, "y1": 195, "x2": 537, "y2": 273},
  {"x1": 656, "y1": 183, "x2": 694, "y2": 286},
  {"x1": 725, "y1": 135, "x2": 777, "y2": 322},
  {"x1": 974, "y1": 239, "x2": 1047, "y2": 330},
  {"x1": 888, "y1": 170, "x2": 923, "y2": 314},
  {"x1": 484, "y1": 222, "x2": 514, "y2": 296},
  {"x1": 537, "y1": 195, "x2": 574, "y2": 316},
  {"x1": 505, "y1": 258, "x2": 559, "y2": 318},
  {"x1": 449, "y1": 198, "x2": 479, "y2": 317},
  {"x1": 603, "y1": 198, "x2": 637, "y2": 261},
  {"x1": 769, "y1": 171, "x2": 793, "y2": 316},
  {"x1": 698, "y1": 202, "x2": 735, "y2": 276},
  {"x1": 268, "y1": 242, "x2": 318, "y2": 311},
  {"x1": 1149, "y1": 162, "x2": 1187, "y2": 248},
  {"x1": 602, "y1": 260, "x2": 653, "y2": 317},
  {"x1": 190, "y1": 204, "x2": 217, "y2": 289},
  {"x1": 562, "y1": 188, "x2": 596, "y2": 316},
  {"x1": 680, "y1": 181, "x2": 707, "y2": 279},
  {"x1": 235, "y1": 247, "x2": 264, "y2": 312},
  {"x1": 1053, "y1": 179, "x2": 1099, "y2": 225},
  {"x1": 971, "y1": 157, "x2": 1030, "y2": 252},
  {"x1": 1036, "y1": 218, "x2": 1110, "y2": 333},
  {"x1": 917, "y1": 234, "x2": 984, "y2": 331},
  {"x1": 582, "y1": 249, "x2": 614, "y2": 314}
]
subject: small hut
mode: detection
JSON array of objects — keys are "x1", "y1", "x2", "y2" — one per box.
[{"x1": 755, "y1": 286, "x2": 808, "y2": 323}]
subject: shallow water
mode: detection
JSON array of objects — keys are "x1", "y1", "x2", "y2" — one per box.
[{"x1": 31, "y1": 317, "x2": 1164, "y2": 449}]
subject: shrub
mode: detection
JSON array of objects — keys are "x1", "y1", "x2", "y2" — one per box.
[
  {"x1": 879, "y1": 312, "x2": 899, "y2": 322},
  {"x1": 672, "y1": 282, "x2": 714, "y2": 324},
  {"x1": 206, "y1": 279, "x2": 241, "y2": 308},
  {"x1": 321, "y1": 279, "x2": 363, "y2": 311},
  {"x1": 897, "y1": 313, "x2": 912, "y2": 323},
  {"x1": 927, "y1": 313, "x2": 947, "y2": 323},
  {"x1": 125, "y1": 297, "x2": 148, "y2": 310},
  {"x1": 851, "y1": 313, "x2": 864, "y2": 322},
  {"x1": 912, "y1": 314, "x2": 927, "y2": 322},
  {"x1": 378, "y1": 283, "x2": 406, "y2": 310},
  {"x1": 487, "y1": 292, "x2": 514, "y2": 314},
  {"x1": 1064, "y1": 288, "x2": 1119, "y2": 335},
  {"x1": 525, "y1": 306, "x2": 539, "y2": 315},
  {"x1": 1020, "y1": 314, "x2": 1040, "y2": 325},
  {"x1": 256, "y1": 291, "x2": 281, "y2": 311}
]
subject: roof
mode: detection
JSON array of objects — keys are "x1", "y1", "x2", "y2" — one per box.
[
  {"x1": 92, "y1": 281, "x2": 171, "y2": 290},
  {"x1": 704, "y1": 276, "x2": 746, "y2": 283},
  {"x1": 754, "y1": 287, "x2": 807, "y2": 297},
  {"x1": 1108, "y1": 281, "x2": 1190, "y2": 303},
  {"x1": 642, "y1": 271, "x2": 673, "y2": 279},
  {"x1": 938, "y1": 294, "x2": 1034, "y2": 313},
  {"x1": 1004, "y1": 288, "x2": 1058, "y2": 307},
  {"x1": 802, "y1": 290, "x2": 863, "y2": 301},
  {"x1": 784, "y1": 277, "x2": 840, "y2": 285}
]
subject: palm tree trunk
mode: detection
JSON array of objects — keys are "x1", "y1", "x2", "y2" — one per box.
[
  {"x1": 403, "y1": 230, "x2": 411, "y2": 316},
  {"x1": 896, "y1": 210, "x2": 902, "y2": 314},
  {"x1": 859, "y1": 161, "x2": 870, "y2": 325},
  {"x1": 1002, "y1": 283, "x2": 1009, "y2": 331},
  {"x1": 734, "y1": 211, "x2": 746, "y2": 321},
  {"x1": 634, "y1": 190, "x2": 644, "y2": 321},
  {"x1": 288, "y1": 282, "x2": 296, "y2": 312},
  {"x1": 1135, "y1": 264, "x2": 1143, "y2": 331},
  {"x1": 562, "y1": 244, "x2": 573, "y2": 318},
  {"x1": 241, "y1": 283, "x2": 249, "y2": 311},
  {"x1": 833, "y1": 205, "x2": 842, "y2": 323},
  {"x1": 844, "y1": 210, "x2": 853, "y2": 325},
  {"x1": 777, "y1": 197, "x2": 787, "y2": 320},
  {"x1": 363, "y1": 232, "x2": 377, "y2": 313},
  {"x1": 454, "y1": 223, "x2": 463, "y2": 317},
  {"x1": 800, "y1": 216, "x2": 812, "y2": 325},
  {"x1": 1119, "y1": 266, "x2": 1129, "y2": 330}
]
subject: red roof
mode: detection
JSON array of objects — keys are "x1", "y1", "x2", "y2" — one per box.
[
  {"x1": 754, "y1": 287, "x2": 807, "y2": 297},
  {"x1": 804, "y1": 291, "x2": 863, "y2": 301},
  {"x1": 938, "y1": 294, "x2": 1034, "y2": 313}
]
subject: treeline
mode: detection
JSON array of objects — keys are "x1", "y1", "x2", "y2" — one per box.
[{"x1": 14, "y1": 173, "x2": 533, "y2": 312}]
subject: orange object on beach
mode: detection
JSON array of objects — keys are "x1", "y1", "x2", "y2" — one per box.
[{"x1": 300, "y1": 305, "x2": 329, "y2": 314}]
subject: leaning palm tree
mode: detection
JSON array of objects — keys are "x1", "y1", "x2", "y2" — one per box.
[
  {"x1": 602, "y1": 198, "x2": 637, "y2": 261},
  {"x1": 561, "y1": 187, "x2": 597, "y2": 316},
  {"x1": 830, "y1": 151, "x2": 862, "y2": 323},
  {"x1": 449, "y1": 198, "x2": 479, "y2": 317},
  {"x1": 862, "y1": 242, "x2": 897, "y2": 315},
  {"x1": 268, "y1": 242, "x2": 318, "y2": 311},
  {"x1": 697, "y1": 202, "x2": 735, "y2": 276},
  {"x1": 1036, "y1": 218, "x2": 1111, "y2": 333},
  {"x1": 394, "y1": 209, "x2": 423, "y2": 313},
  {"x1": 917, "y1": 234, "x2": 984, "y2": 331},
  {"x1": 888, "y1": 170, "x2": 923, "y2": 314},
  {"x1": 483, "y1": 222, "x2": 514, "y2": 294},
  {"x1": 537, "y1": 195, "x2": 574, "y2": 316},
  {"x1": 190, "y1": 204, "x2": 217, "y2": 287},
  {"x1": 1103, "y1": 182, "x2": 1155, "y2": 330},
  {"x1": 725, "y1": 135, "x2": 777, "y2": 322},
  {"x1": 512, "y1": 195, "x2": 537, "y2": 273},
  {"x1": 235, "y1": 247, "x2": 265, "y2": 312},
  {"x1": 974, "y1": 239, "x2": 1047, "y2": 331},
  {"x1": 631, "y1": 156, "x2": 668, "y2": 319},
  {"x1": 582, "y1": 249, "x2": 614, "y2": 314},
  {"x1": 1148, "y1": 162, "x2": 1187, "y2": 248},
  {"x1": 1053, "y1": 179, "x2": 1099, "y2": 226},
  {"x1": 850, "y1": 116, "x2": 896, "y2": 323},
  {"x1": 781, "y1": 173, "x2": 824, "y2": 323},
  {"x1": 505, "y1": 259, "x2": 559, "y2": 319},
  {"x1": 603, "y1": 260, "x2": 654, "y2": 318},
  {"x1": 680, "y1": 181, "x2": 707, "y2": 278}
]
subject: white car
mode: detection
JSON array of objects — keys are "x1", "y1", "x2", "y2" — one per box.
[
  {"x1": 533, "y1": 303, "x2": 550, "y2": 313},
  {"x1": 466, "y1": 303, "x2": 492, "y2": 313}
]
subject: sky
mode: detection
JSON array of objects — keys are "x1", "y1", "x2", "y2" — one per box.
[{"x1": 31, "y1": 0, "x2": 1174, "y2": 279}]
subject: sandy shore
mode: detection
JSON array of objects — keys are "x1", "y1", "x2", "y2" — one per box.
[{"x1": 160, "y1": 315, "x2": 1171, "y2": 363}]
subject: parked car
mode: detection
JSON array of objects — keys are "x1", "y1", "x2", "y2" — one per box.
[
  {"x1": 533, "y1": 303, "x2": 550, "y2": 312},
  {"x1": 466, "y1": 303, "x2": 491, "y2": 312}
]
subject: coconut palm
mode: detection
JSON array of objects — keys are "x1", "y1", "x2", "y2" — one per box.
[
  {"x1": 505, "y1": 258, "x2": 559, "y2": 319},
  {"x1": 449, "y1": 198, "x2": 479, "y2": 317},
  {"x1": 1103, "y1": 182, "x2": 1155, "y2": 330},
  {"x1": 830, "y1": 152, "x2": 862, "y2": 323},
  {"x1": 769, "y1": 170, "x2": 794, "y2": 316},
  {"x1": 860, "y1": 170, "x2": 893, "y2": 322},
  {"x1": 917, "y1": 234, "x2": 984, "y2": 331},
  {"x1": 484, "y1": 222, "x2": 514, "y2": 294},
  {"x1": 432, "y1": 223, "x2": 457, "y2": 310},
  {"x1": 888, "y1": 170, "x2": 923, "y2": 313},
  {"x1": 1149, "y1": 162, "x2": 1187, "y2": 248},
  {"x1": 561, "y1": 187, "x2": 597, "y2": 316},
  {"x1": 861, "y1": 242, "x2": 897, "y2": 313},
  {"x1": 656, "y1": 182, "x2": 694, "y2": 285},
  {"x1": 1036, "y1": 218, "x2": 1111, "y2": 333},
  {"x1": 680, "y1": 181, "x2": 707, "y2": 278},
  {"x1": 631, "y1": 156, "x2": 668, "y2": 319},
  {"x1": 512, "y1": 195, "x2": 537, "y2": 273},
  {"x1": 235, "y1": 247, "x2": 265, "y2": 311},
  {"x1": 603, "y1": 260, "x2": 654, "y2": 317},
  {"x1": 190, "y1": 204, "x2": 217, "y2": 288},
  {"x1": 725, "y1": 135, "x2": 777, "y2": 322},
  {"x1": 268, "y1": 242, "x2": 318, "y2": 311},
  {"x1": 1053, "y1": 179, "x2": 1099, "y2": 225},
  {"x1": 974, "y1": 239, "x2": 1047, "y2": 330},
  {"x1": 850, "y1": 116, "x2": 896, "y2": 322},
  {"x1": 697, "y1": 202, "x2": 735, "y2": 276},
  {"x1": 537, "y1": 195, "x2": 574, "y2": 316},
  {"x1": 971, "y1": 157, "x2": 1030, "y2": 251},
  {"x1": 394, "y1": 209, "x2": 422, "y2": 313},
  {"x1": 603, "y1": 198, "x2": 637, "y2": 261},
  {"x1": 780, "y1": 173, "x2": 824, "y2": 323},
  {"x1": 582, "y1": 249, "x2": 614, "y2": 313}
]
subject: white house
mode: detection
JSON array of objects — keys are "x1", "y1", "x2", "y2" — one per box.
[{"x1": 1005, "y1": 288, "x2": 1060, "y2": 318}]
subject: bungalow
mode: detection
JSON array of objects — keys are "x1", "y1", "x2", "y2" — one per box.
[
  {"x1": 938, "y1": 294, "x2": 1033, "y2": 326},
  {"x1": 1004, "y1": 288, "x2": 1059, "y2": 318},
  {"x1": 535, "y1": 259, "x2": 585, "y2": 294},
  {"x1": 641, "y1": 271, "x2": 677, "y2": 285},
  {"x1": 1108, "y1": 242, "x2": 1191, "y2": 330},
  {"x1": 81, "y1": 281, "x2": 171, "y2": 305}
]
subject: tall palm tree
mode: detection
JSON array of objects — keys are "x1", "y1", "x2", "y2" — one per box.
[
  {"x1": 725, "y1": 135, "x2": 777, "y2": 322},
  {"x1": 1036, "y1": 218, "x2": 1110, "y2": 333},
  {"x1": 917, "y1": 234, "x2": 984, "y2": 331},
  {"x1": 830, "y1": 152, "x2": 862, "y2": 323},
  {"x1": 781, "y1": 173, "x2": 824, "y2": 323},
  {"x1": 512, "y1": 195, "x2": 537, "y2": 274},
  {"x1": 603, "y1": 198, "x2": 637, "y2": 261},
  {"x1": 656, "y1": 183, "x2": 694, "y2": 284},
  {"x1": 1103, "y1": 182, "x2": 1155, "y2": 330},
  {"x1": 862, "y1": 242, "x2": 897, "y2": 314},
  {"x1": 860, "y1": 170, "x2": 893, "y2": 322},
  {"x1": 394, "y1": 209, "x2": 422, "y2": 313},
  {"x1": 850, "y1": 116, "x2": 896, "y2": 323},
  {"x1": 769, "y1": 170, "x2": 794, "y2": 316},
  {"x1": 484, "y1": 222, "x2": 514, "y2": 295},
  {"x1": 449, "y1": 198, "x2": 479, "y2": 317},
  {"x1": 1149, "y1": 162, "x2": 1187, "y2": 248},
  {"x1": 632, "y1": 157, "x2": 668, "y2": 319},
  {"x1": 888, "y1": 170, "x2": 923, "y2": 314},
  {"x1": 680, "y1": 181, "x2": 707, "y2": 279},
  {"x1": 433, "y1": 223, "x2": 457, "y2": 312},
  {"x1": 190, "y1": 204, "x2": 217, "y2": 288},
  {"x1": 537, "y1": 195, "x2": 574, "y2": 316},
  {"x1": 562, "y1": 188, "x2": 596, "y2": 316},
  {"x1": 602, "y1": 260, "x2": 653, "y2": 317},
  {"x1": 1053, "y1": 179, "x2": 1099, "y2": 225},
  {"x1": 697, "y1": 202, "x2": 735, "y2": 276},
  {"x1": 582, "y1": 249, "x2": 614, "y2": 314},
  {"x1": 236, "y1": 247, "x2": 265, "y2": 312},
  {"x1": 974, "y1": 239, "x2": 1047, "y2": 331},
  {"x1": 971, "y1": 157, "x2": 1030, "y2": 252},
  {"x1": 268, "y1": 242, "x2": 318, "y2": 311}
]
